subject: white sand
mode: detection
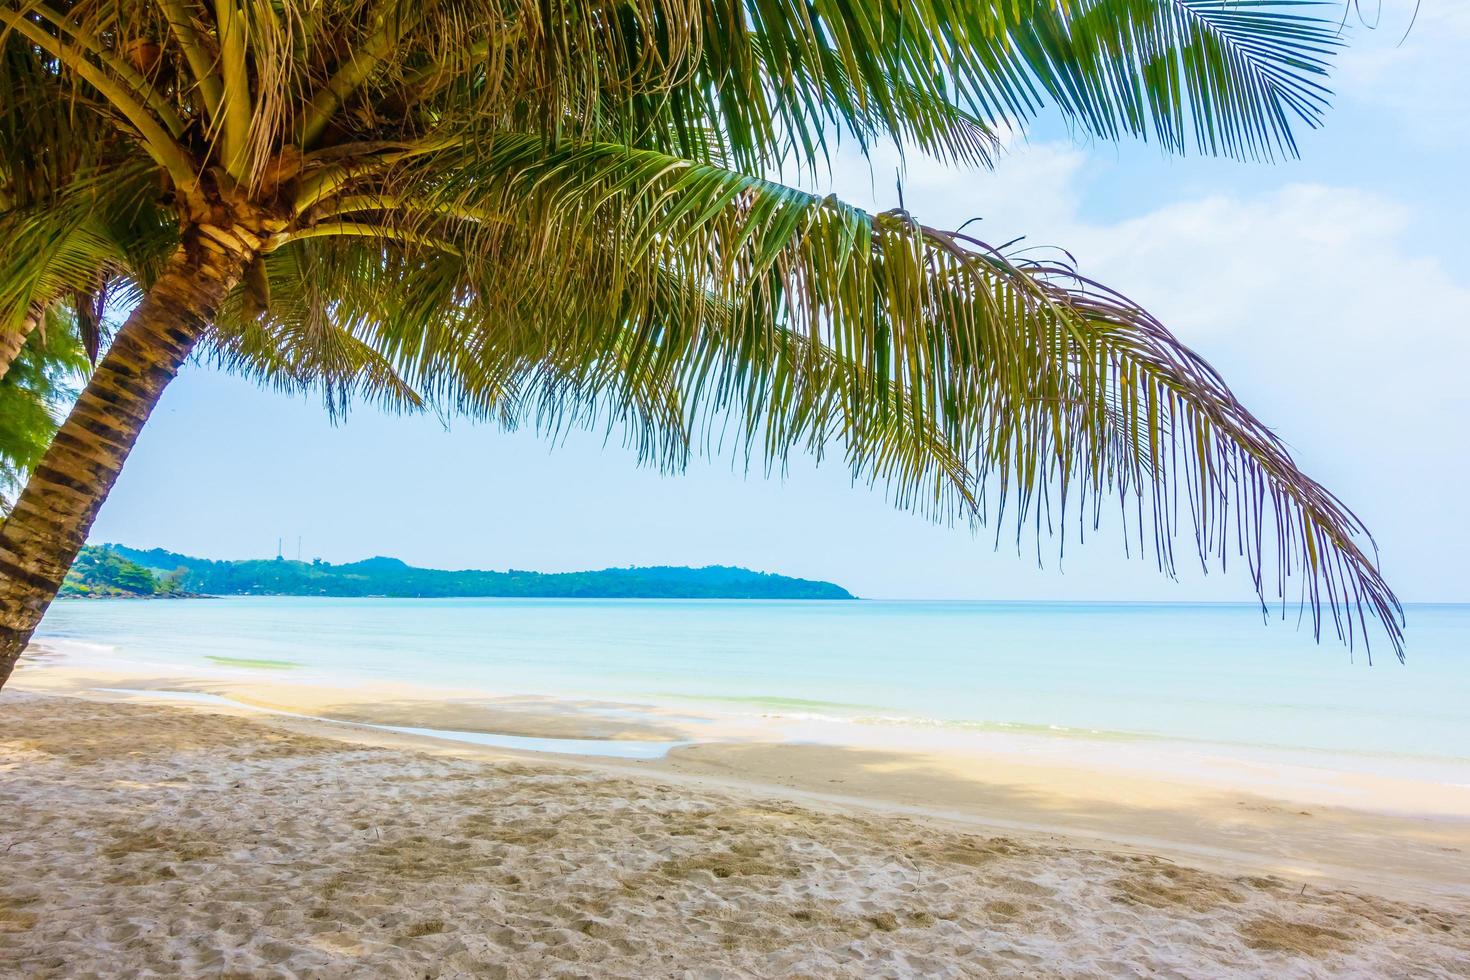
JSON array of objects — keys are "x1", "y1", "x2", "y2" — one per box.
[{"x1": 3, "y1": 691, "x2": 1468, "y2": 978}]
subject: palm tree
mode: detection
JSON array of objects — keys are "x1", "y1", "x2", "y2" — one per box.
[{"x1": 0, "y1": 0, "x2": 1404, "y2": 688}]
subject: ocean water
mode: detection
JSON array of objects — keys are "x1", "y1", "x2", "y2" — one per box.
[{"x1": 30, "y1": 598, "x2": 1470, "y2": 771}]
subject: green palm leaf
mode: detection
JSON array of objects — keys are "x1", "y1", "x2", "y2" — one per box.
[
  {"x1": 0, "y1": 308, "x2": 88, "y2": 510},
  {"x1": 284, "y1": 132, "x2": 1400, "y2": 652}
]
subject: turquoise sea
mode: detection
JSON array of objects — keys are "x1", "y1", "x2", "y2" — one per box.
[{"x1": 31, "y1": 598, "x2": 1470, "y2": 773}]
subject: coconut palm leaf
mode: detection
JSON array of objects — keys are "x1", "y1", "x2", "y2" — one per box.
[
  {"x1": 650, "y1": 0, "x2": 1343, "y2": 169},
  {"x1": 276, "y1": 131, "x2": 1399, "y2": 652},
  {"x1": 0, "y1": 308, "x2": 88, "y2": 511}
]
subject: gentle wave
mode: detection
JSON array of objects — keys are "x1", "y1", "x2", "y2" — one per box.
[
  {"x1": 649, "y1": 692, "x2": 887, "y2": 712},
  {"x1": 680, "y1": 703, "x2": 1470, "y2": 766},
  {"x1": 31, "y1": 637, "x2": 117, "y2": 655}
]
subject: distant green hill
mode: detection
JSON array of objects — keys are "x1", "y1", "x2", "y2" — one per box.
[
  {"x1": 65, "y1": 545, "x2": 855, "y2": 600},
  {"x1": 61, "y1": 546, "x2": 191, "y2": 597}
]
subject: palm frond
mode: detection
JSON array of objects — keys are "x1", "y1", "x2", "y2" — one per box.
[
  {"x1": 617, "y1": 0, "x2": 1344, "y2": 171},
  {"x1": 207, "y1": 246, "x2": 428, "y2": 417},
  {"x1": 0, "y1": 306, "x2": 87, "y2": 511},
  {"x1": 1015, "y1": 0, "x2": 1342, "y2": 158},
  {"x1": 291, "y1": 133, "x2": 1401, "y2": 655},
  {"x1": 0, "y1": 164, "x2": 169, "y2": 343}
]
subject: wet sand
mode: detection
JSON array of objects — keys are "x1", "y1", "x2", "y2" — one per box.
[{"x1": 3, "y1": 685, "x2": 1469, "y2": 977}]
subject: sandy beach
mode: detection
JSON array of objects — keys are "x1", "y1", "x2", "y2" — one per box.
[{"x1": 4, "y1": 657, "x2": 1470, "y2": 977}]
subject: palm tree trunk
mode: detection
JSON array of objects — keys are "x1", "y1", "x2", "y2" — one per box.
[
  {"x1": 0, "y1": 230, "x2": 255, "y2": 689},
  {"x1": 0, "y1": 312, "x2": 39, "y2": 383}
]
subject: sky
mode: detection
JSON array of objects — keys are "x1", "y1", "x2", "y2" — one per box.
[{"x1": 87, "y1": 4, "x2": 1469, "y2": 608}]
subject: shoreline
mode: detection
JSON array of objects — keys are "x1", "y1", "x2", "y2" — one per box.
[
  {"x1": 25, "y1": 635, "x2": 1470, "y2": 778},
  {"x1": 3, "y1": 689, "x2": 1467, "y2": 976},
  {"x1": 13, "y1": 641, "x2": 1470, "y2": 905}
]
